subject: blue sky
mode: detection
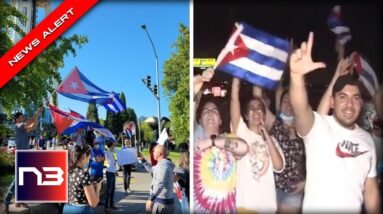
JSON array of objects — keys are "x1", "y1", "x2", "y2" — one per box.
[{"x1": 46, "y1": 0, "x2": 189, "y2": 120}]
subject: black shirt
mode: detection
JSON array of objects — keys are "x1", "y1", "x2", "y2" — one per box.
[{"x1": 68, "y1": 167, "x2": 92, "y2": 205}]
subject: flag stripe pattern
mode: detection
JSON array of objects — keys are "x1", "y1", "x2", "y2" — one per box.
[
  {"x1": 327, "y1": 5, "x2": 352, "y2": 45},
  {"x1": 49, "y1": 104, "x2": 115, "y2": 140},
  {"x1": 103, "y1": 95, "x2": 126, "y2": 113},
  {"x1": 215, "y1": 22, "x2": 290, "y2": 89},
  {"x1": 353, "y1": 52, "x2": 379, "y2": 97},
  {"x1": 57, "y1": 66, "x2": 127, "y2": 113}
]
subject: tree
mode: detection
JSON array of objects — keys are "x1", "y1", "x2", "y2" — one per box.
[
  {"x1": 0, "y1": 0, "x2": 88, "y2": 115},
  {"x1": 162, "y1": 23, "x2": 189, "y2": 144},
  {"x1": 86, "y1": 103, "x2": 99, "y2": 124},
  {"x1": 140, "y1": 122, "x2": 154, "y2": 143}
]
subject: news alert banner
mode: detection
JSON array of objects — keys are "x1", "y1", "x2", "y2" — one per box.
[
  {"x1": 2, "y1": 0, "x2": 98, "y2": 203},
  {"x1": 0, "y1": 0, "x2": 98, "y2": 88}
]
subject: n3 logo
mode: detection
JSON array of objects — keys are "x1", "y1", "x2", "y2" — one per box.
[
  {"x1": 18, "y1": 167, "x2": 64, "y2": 186},
  {"x1": 16, "y1": 150, "x2": 68, "y2": 203}
]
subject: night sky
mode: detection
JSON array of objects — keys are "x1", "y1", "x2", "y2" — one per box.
[{"x1": 194, "y1": 1, "x2": 382, "y2": 131}]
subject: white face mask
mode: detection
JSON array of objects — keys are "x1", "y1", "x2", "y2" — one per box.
[
  {"x1": 95, "y1": 144, "x2": 100, "y2": 149},
  {"x1": 279, "y1": 112, "x2": 294, "y2": 121}
]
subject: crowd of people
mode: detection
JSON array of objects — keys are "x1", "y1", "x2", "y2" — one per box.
[
  {"x1": 194, "y1": 32, "x2": 382, "y2": 213},
  {"x1": 1, "y1": 112, "x2": 190, "y2": 214}
]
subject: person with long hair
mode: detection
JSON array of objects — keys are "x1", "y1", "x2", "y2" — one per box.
[
  {"x1": 63, "y1": 145, "x2": 103, "y2": 214},
  {"x1": 175, "y1": 148, "x2": 190, "y2": 203}
]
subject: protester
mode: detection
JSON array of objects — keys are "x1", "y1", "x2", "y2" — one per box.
[
  {"x1": 104, "y1": 140, "x2": 119, "y2": 212},
  {"x1": 86, "y1": 128, "x2": 96, "y2": 148},
  {"x1": 231, "y1": 77, "x2": 285, "y2": 213},
  {"x1": 122, "y1": 138, "x2": 134, "y2": 194},
  {"x1": 2, "y1": 107, "x2": 43, "y2": 214},
  {"x1": 71, "y1": 128, "x2": 84, "y2": 147},
  {"x1": 89, "y1": 139, "x2": 105, "y2": 183},
  {"x1": 149, "y1": 141, "x2": 158, "y2": 166},
  {"x1": 193, "y1": 68, "x2": 248, "y2": 213},
  {"x1": 174, "y1": 147, "x2": 190, "y2": 204},
  {"x1": 289, "y1": 32, "x2": 380, "y2": 213},
  {"x1": 138, "y1": 145, "x2": 175, "y2": 214},
  {"x1": 38, "y1": 134, "x2": 46, "y2": 150},
  {"x1": 63, "y1": 145, "x2": 102, "y2": 214}
]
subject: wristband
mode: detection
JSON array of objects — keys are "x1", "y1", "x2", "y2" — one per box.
[{"x1": 211, "y1": 135, "x2": 217, "y2": 147}]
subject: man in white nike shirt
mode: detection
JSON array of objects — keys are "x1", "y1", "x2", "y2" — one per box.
[{"x1": 289, "y1": 32, "x2": 380, "y2": 213}]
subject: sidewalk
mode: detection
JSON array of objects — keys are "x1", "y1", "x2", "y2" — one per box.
[{"x1": 2, "y1": 160, "x2": 181, "y2": 213}]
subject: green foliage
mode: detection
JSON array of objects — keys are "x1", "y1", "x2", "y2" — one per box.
[
  {"x1": 86, "y1": 103, "x2": 100, "y2": 124},
  {"x1": 0, "y1": 151, "x2": 15, "y2": 172},
  {"x1": 99, "y1": 118, "x2": 105, "y2": 126},
  {"x1": 0, "y1": 173, "x2": 14, "y2": 188},
  {"x1": 0, "y1": 0, "x2": 88, "y2": 115},
  {"x1": 140, "y1": 122, "x2": 154, "y2": 143},
  {"x1": 140, "y1": 148, "x2": 180, "y2": 167},
  {"x1": 0, "y1": 124, "x2": 12, "y2": 138},
  {"x1": 162, "y1": 24, "x2": 189, "y2": 145}
]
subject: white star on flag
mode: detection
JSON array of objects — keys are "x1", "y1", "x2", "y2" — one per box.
[{"x1": 69, "y1": 81, "x2": 79, "y2": 90}]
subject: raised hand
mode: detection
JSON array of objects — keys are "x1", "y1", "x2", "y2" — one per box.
[
  {"x1": 335, "y1": 56, "x2": 353, "y2": 77},
  {"x1": 194, "y1": 68, "x2": 214, "y2": 95},
  {"x1": 290, "y1": 32, "x2": 326, "y2": 76}
]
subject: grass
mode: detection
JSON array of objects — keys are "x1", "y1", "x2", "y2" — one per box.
[
  {"x1": 0, "y1": 173, "x2": 14, "y2": 187},
  {"x1": 140, "y1": 148, "x2": 181, "y2": 166}
]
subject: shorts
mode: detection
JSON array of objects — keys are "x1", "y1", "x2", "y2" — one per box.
[{"x1": 276, "y1": 189, "x2": 303, "y2": 209}]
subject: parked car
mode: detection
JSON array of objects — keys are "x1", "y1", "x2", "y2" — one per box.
[{"x1": 7, "y1": 137, "x2": 16, "y2": 150}]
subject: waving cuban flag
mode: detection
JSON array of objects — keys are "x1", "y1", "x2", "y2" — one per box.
[
  {"x1": 57, "y1": 66, "x2": 126, "y2": 113},
  {"x1": 327, "y1": 5, "x2": 352, "y2": 45},
  {"x1": 352, "y1": 52, "x2": 379, "y2": 97},
  {"x1": 49, "y1": 104, "x2": 115, "y2": 140},
  {"x1": 215, "y1": 22, "x2": 290, "y2": 89}
]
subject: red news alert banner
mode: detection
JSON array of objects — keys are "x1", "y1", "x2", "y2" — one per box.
[{"x1": 0, "y1": 0, "x2": 98, "y2": 88}]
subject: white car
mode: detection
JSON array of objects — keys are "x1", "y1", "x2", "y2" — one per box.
[{"x1": 7, "y1": 137, "x2": 16, "y2": 150}]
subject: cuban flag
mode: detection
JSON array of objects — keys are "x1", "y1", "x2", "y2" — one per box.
[
  {"x1": 68, "y1": 108, "x2": 86, "y2": 119},
  {"x1": 327, "y1": 5, "x2": 352, "y2": 45},
  {"x1": 215, "y1": 22, "x2": 290, "y2": 89},
  {"x1": 49, "y1": 104, "x2": 115, "y2": 140},
  {"x1": 57, "y1": 66, "x2": 126, "y2": 113},
  {"x1": 352, "y1": 52, "x2": 379, "y2": 97},
  {"x1": 123, "y1": 121, "x2": 136, "y2": 139}
]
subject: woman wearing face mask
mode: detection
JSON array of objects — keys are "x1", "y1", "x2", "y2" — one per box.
[
  {"x1": 89, "y1": 140, "x2": 105, "y2": 183},
  {"x1": 63, "y1": 145, "x2": 103, "y2": 214}
]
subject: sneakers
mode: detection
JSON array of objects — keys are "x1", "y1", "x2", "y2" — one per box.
[
  {"x1": 110, "y1": 205, "x2": 119, "y2": 210},
  {"x1": 127, "y1": 188, "x2": 132, "y2": 193}
]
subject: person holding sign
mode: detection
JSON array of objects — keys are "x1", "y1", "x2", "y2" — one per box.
[{"x1": 114, "y1": 138, "x2": 137, "y2": 195}]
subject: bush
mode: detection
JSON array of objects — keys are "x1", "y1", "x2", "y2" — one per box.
[{"x1": 0, "y1": 149, "x2": 15, "y2": 173}]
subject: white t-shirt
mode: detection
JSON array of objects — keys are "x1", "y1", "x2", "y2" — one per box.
[
  {"x1": 105, "y1": 150, "x2": 117, "y2": 173},
  {"x1": 301, "y1": 112, "x2": 377, "y2": 212},
  {"x1": 235, "y1": 117, "x2": 285, "y2": 213}
]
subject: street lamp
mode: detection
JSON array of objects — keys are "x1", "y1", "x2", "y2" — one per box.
[{"x1": 141, "y1": 24, "x2": 161, "y2": 135}]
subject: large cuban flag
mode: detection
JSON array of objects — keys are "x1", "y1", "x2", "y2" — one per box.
[
  {"x1": 49, "y1": 104, "x2": 115, "y2": 140},
  {"x1": 57, "y1": 66, "x2": 126, "y2": 113},
  {"x1": 352, "y1": 52, "x2": 379, "y2": 97},
  {"x1": 215, "y1": 22, "x2": 290, "y2": 89},
  {"x1": 327, "y1": 5, "x2": 352, "y2": 45}
]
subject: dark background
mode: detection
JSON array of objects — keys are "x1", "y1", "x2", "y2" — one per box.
[{"x1": 194, "y1": 1, "x2": 382, "y2": 132}]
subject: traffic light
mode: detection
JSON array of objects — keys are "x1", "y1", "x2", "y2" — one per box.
[
  {"x1": 153, "y1": 85, "x2": 158, "y2": 96},
  {"x1": 146, "y1": 75, "x2": 151, "y2": 87}
]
